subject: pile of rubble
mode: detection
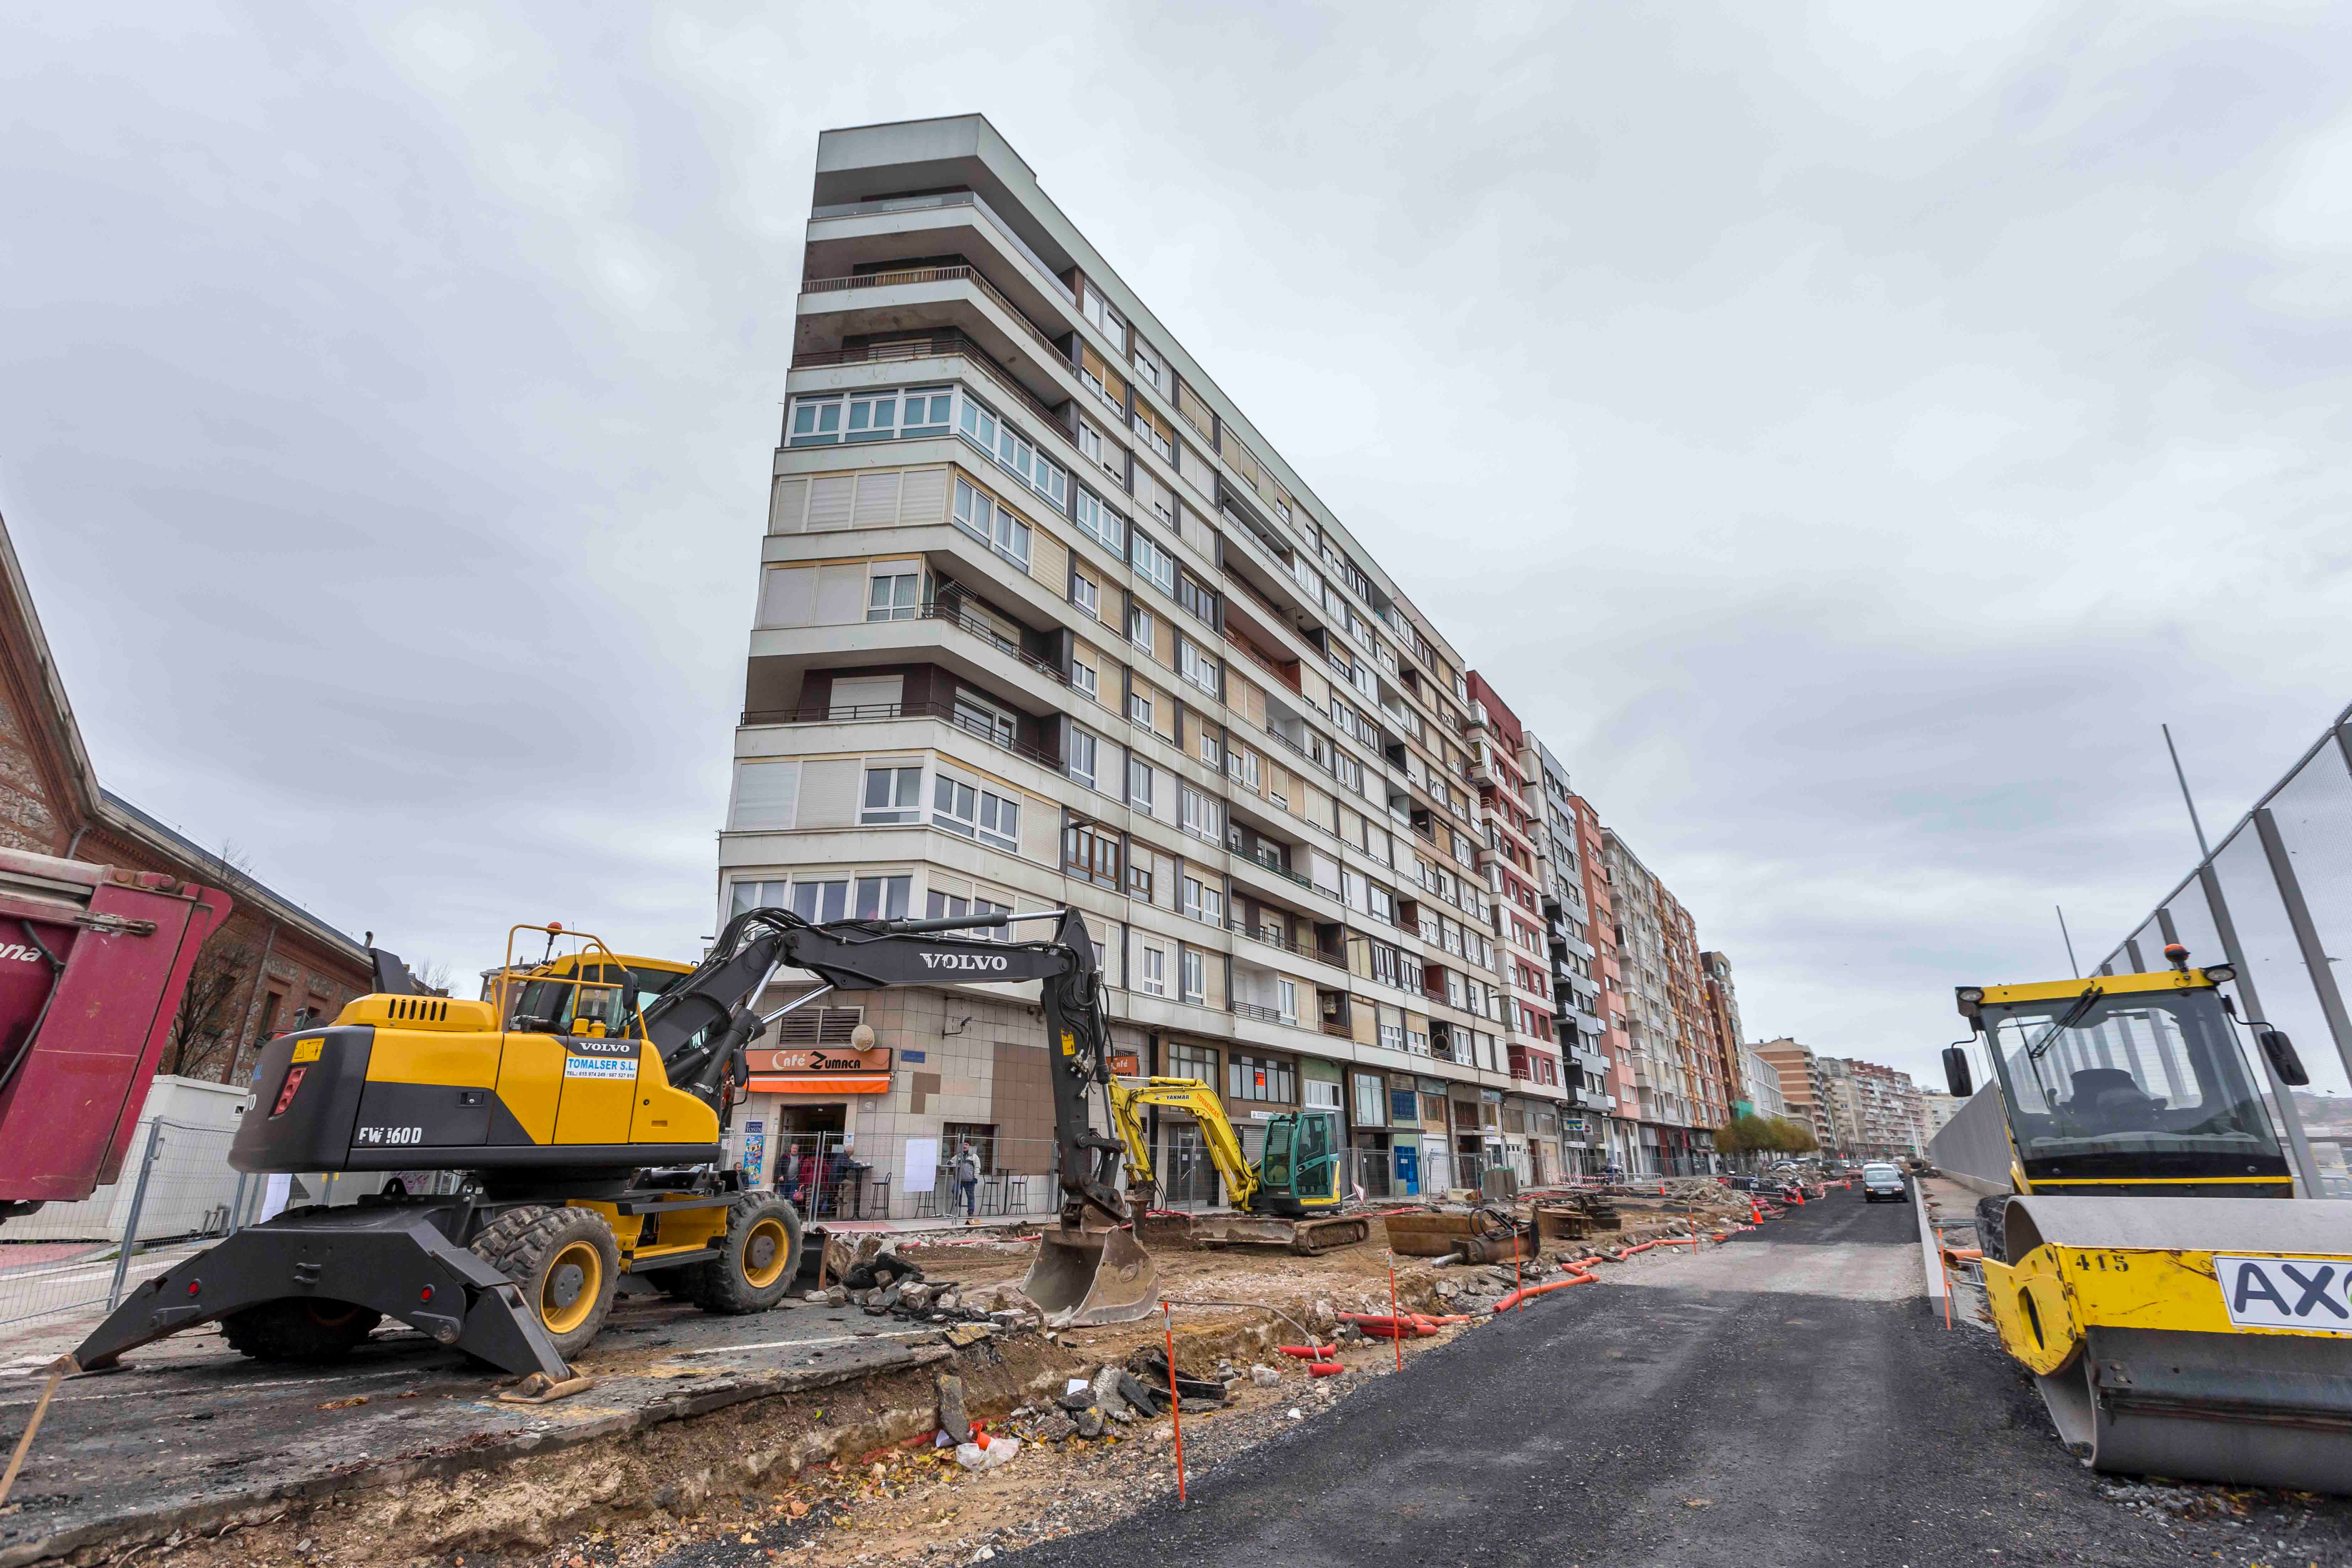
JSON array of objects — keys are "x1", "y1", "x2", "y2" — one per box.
[
  {"x1": 815, "y1": 1238, "x2": 1039, "y2": 1331},
  {"x1": 966, "y1": 1350, "x2": 1242, "y2": 1448}
]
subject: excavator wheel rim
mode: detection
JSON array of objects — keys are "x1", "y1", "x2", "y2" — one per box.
[
  {"x1": 742, "y1": 1217, "x2": 792, "y2": 1288},
  {"x1": 540, "y1": 1240, "x2": 605, "y2": 1334}
]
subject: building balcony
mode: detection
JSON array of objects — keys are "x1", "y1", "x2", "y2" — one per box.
[{"x1": 740, "y1": 696, "x2": 1061, "y2": 773}]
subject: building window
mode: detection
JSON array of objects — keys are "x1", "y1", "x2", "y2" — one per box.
[
  {"x1": 1139, "y1": 944, "x2": 1167, "y2": 997},
  {"x1": 1071, "y1": 657, "x2": 1098, "y2": 700},
  {"x1": 933, "y1": 775, "x2": 1019, "y2": 851},
  {"x1": 1178, "y1": 785, "x2": 1221, "y2": 843},
  {"x1": 1131, "y1": 338, "x2": 1163, "y2": 392},
  {"x1": 1075, "y1": 488, "x2": 1126, "y2": 554},
  {"x1": 729, "y1": 878, "x2": 789, "y2": 916},
  {"x1": 1377, "y1": 1004, "x2": 1405, "y2": 1053},
  {"x1": 1128, "y1": 603, "x2": 1154, "y2": 651},
  {"x1": 1226, "y1": 746, "x2": 1260, "y2": 792},
  {"x1": 1181, "y1": 949, "x2": 1205, "y2": 1003},
  {"x1": 1073, "y1": 572, "x2": 1099, "y2": 617},
  {"x1": 787, "y1": 395, "x2": 844, "y2": 444},
  {"x1": 1069, "y1": 728, "x2": 1099, "y2": 789},
  {"x1": 1228, "y1": 1052, "x2": 1295, "y2": 1104},
  {"x1": 940, "y1": 1121, "x2": 998, "y2": 1173},
  {"x1": 1177, "y1": 572, "x2": 1216, "y2": 625},
  {"x1": 1178, "y1": 641, "x2": 1219, "y2": 696},
  {"x1": 956, "y1": 393, "x2": 1067, "y2": 509},
  {"x1": 792, "y1": 878, "x2": 849, "y2": 922},
  {"x1": 953, "y1": 477, "x2": 1032, "y2": 568},
  {"x1": 853, "y1": 874, "x2": 911, "y2": 920},
  {"x1": 860, "y1": 765, "x2": 923, "y2": 824},
  {"x1": 1083, "y1": 285, "x2": 1127, "y2": 353},
  {"x1": 1169, "y1": 1040, "x2": 1215, "y2": 1084},
  {"x1": 1197, "y1": 727, "x2": 1221, "y2": 769},
  {"x1": 1130, "y1": 529, "x2": 1176, "y2": 595},
  {"x1": 1128, "y1": 859, "x2": 1154, "y2": 900},
  {"x1": 1128, "y1": 690, "x2": 1153, "y2": 728},
  {"x1": 1064, "y1": 823, "x2": 1121, "y2": 889},
  {"x1": 1181, "y1": 876, "x2": 1223, "y2": 926},
  {"x1": 1133, "y1": 405, "x2": 1173, "y2": 463},
  {"x1": 1277, "y1": 977, "x2": 1299, "y2": 1026},
  {"x1": 1128, "y1": 756, "x2": 1154, "y2": 812},
  {"x1": 1354, "y1": 1072, "x2": 1385, "y2": 1126},
  {"x1": 866, "y1": 568, "x2": 921, "y2": 621}
]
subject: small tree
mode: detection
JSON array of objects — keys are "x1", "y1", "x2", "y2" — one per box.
[{"x1": 163, "y1": 929, "x2": 261, "y2": 1081}]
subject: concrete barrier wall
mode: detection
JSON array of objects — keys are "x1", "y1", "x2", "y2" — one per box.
[{"x1": 1928, "y1": 1082, "x2": 2012, "y2": 1195}]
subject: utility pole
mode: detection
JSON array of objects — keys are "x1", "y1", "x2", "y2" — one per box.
[{"x1": 2054, "y1": 905, "x2": 2081, "y2": 979}]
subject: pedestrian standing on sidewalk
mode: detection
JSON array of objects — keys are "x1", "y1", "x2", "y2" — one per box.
[{"x1": 954, "y1": 1141, "x2": 980, "y2": 1222}]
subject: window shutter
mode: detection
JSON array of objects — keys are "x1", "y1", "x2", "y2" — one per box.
[
  {"x1": 769, "y1": 477, "x2": 808, "y2": 534},
  {"x1": 758, "y1": 566, "x2": 816, "y2": 627},
  {"x1": 898, "y1": 467, "x2": 948, "y2": 521},
  {"x1": 730, "y1": 760, "x2": 800, "y2": 830},
  {"x1": 813, "y1": 564, "x2": 865, "y2": 624},
  {"x1": 1175, "y1": 379, "x2": 1214, "y2": 440},
  {"x1": 806, "y1": 475, "x2": 854, "y2": 531},
  {"x1": 853, "y1": 472, "x2": 902, "y2": 525},
  {"x1": 1178, "y1": 443, "x2": 1216, "y2": 497},
  {"x1": 794, "y1": 759, "x2": 859, "y2": 827}
]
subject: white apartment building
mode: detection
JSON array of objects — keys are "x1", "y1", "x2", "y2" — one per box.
[
  {"x1": 721, "y1": 115, "x2": 1574, "y2": 1218},
  {"x1": 1740, "y1": 1044, "x2": 1787, "y2": 1119}
]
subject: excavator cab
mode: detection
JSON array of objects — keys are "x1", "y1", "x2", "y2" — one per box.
[{"x1": 1258, "y1": 1109, "x2": 1341, "y2": 1211}]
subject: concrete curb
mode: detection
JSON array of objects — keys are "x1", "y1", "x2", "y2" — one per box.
[
  {"x1": 0, "y1": 1342, "x2": 951, "y2": 1568},
  {"x1": 1911, "y1": 1179, "x2": 1946, "y2": 1318}
]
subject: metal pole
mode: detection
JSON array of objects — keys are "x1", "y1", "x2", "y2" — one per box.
[
  {"x1": 107, "y1": 1120, "x2": 164, "y2": 1310},
  {"x1": 2254, "y1": 807, "x2": 2352, "y2": 1090},
  {"x1": 2195, "y1": 868, "x2": 2320, "y2": 1196},
  {"x1": 2164, "y1": 723, "x2": 2213, "y2": 860},
  {"x1": 2055, "y1": 905, "x2": 2081, "y2": 979},
  {"x1": 227, "y1": 1172, "x2": 249, "y2": 1236}
]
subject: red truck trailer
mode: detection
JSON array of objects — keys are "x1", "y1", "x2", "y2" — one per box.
[{"x1": 0, "y1": 846, "x2": 230, "y2": 1218}]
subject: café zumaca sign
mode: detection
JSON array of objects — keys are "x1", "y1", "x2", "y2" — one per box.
[{"x1": 748, "y1": 1045, "x2": 893, "y2": 1075}]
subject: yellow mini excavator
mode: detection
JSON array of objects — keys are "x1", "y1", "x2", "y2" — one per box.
[
  {"x1": 73, "y1": 905, "x2": 1153, "y2": 1384},
  {"x1": 1104, "y1": 1077, "x2": 1369, "y2": 1254},
  {"x1": 1946, "y1": 943, "x2": 2352, "y2": 1488}
]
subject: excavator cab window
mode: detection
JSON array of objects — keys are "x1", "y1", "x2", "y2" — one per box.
[
  {"x1": 1260, "y1": 1120, "x2": 1293, "y2": 1190},
  {"x1": 1293, "y1": 1112, "x2": 1336, "y2": 1201},
  {"x1": 505, "y1": 965, "x2": 678, "y2": 1038}
]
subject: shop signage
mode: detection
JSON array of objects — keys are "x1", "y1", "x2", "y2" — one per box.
[
  {"x1": 1111, "y1": 1052, "x2": 1141, "y2": 1077},
  {"x1": 748, "y1": 1045, "x2": 892, "y2": 1075}
]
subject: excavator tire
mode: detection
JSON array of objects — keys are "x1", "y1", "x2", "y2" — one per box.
[
  {"x1": 221, "y1": 1298, "x2": 385, "y2": 1362},
  {"x1": 471, "y1": 1203, "x2": 620, "y2": 1358},
  {"x1": 681, "y1": 1194, "x2": 801, "y2": 1315}
]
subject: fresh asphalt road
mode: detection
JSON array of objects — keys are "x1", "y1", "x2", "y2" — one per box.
[{"x1": 1004, "y1": 1190, "x2": 2352, "y2": 1568}]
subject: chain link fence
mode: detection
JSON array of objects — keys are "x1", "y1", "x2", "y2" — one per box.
[{"x1": 2096, "y1": 704, "x2": 2352, "y2": 1196}]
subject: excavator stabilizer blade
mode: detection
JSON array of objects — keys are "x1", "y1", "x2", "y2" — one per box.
[{"x1": 1022, "y1": 1224, "x2": 1157, "y2": 1327}]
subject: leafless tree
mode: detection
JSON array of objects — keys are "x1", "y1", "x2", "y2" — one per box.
[
  {"x1": 164, "y1": 842, "x2": 262, "y2": 1082},
  {"x1": 406, "y1": 957, "x2": 453, "y2": 998}
]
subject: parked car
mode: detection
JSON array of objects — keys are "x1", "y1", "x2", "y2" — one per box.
[{"x1": 1859, "y1": 1163, "x2": 1906, "y2": 1202}]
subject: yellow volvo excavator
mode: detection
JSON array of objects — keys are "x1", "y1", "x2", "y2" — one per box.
[
  {"x1": 73, "y1": 905, "x2": 1154, "y2": 1383},
  {"x1": 1946, "y1": 944, "x2": 2352, "y2": 1488}
]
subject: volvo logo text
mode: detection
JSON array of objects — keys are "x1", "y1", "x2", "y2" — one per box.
[{"x1": 919, "y1": 954, "x2": 1010, "y2": 972}]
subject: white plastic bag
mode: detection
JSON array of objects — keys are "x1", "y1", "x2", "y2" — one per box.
[{"x1": 955, "y1": 1435, "x2": 1022, "y2": 1471}]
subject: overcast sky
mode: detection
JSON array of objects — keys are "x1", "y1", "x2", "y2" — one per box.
[{"x1": 7, "y1": 3, "x2": 2352, "y2": 1100}]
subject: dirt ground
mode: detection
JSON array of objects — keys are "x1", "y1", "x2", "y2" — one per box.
[{"x1": 86, "y1": 1201, "x2": 1732, "y2": 1568}]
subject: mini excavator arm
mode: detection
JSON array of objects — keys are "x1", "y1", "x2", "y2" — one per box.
[
  {"x1": 638, "y1": 906, "x2": 1131, "y2": 1224},
  {"x1": 1104, "y1": 1078, "x2": 1261, "y2": 1213}
]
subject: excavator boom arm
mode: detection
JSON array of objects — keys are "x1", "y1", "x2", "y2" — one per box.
[
  {"x1": 638, "y1": 906, "x2": 1129, "y2": 1223},
  {"x1": 1106, "y1": 1078, "x2": 1260, "y2": 1212}
]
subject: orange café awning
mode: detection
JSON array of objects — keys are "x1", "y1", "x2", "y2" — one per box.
[{"x1": 747, "y1": 1073, "x2": 892, "y2": 1095}]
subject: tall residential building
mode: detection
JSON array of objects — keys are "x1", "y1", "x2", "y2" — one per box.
[
  {"x1": 1527, "y1": 735, "x2": 1613, "y2": 1173},
  {"x1": 1738, "y1": 1043, "x2": 1787, "y2": 1119},
  {"x1": 1754, "y1": 1037, "x2": 1832, "y2": 1154},
  {"x1": 1918, "y1": 1092, "x2": 1965, "y2": 1143},
  {"x1": 1819, "y1": 1058, "x2": 1928, "y2": 1159},
  {"x1": 723, "y1": 114, "x2": 1579, "y2": 1213},
  {"x1": 1598, "y1": 829, "x2": 1737, "y2": 1174}
]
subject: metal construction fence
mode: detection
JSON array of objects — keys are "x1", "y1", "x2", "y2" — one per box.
[
  {"x1": 2093, "y1": 702, "x2": 2352, "y2": 1196},
  {"x1": 0, "y1": 1119, "x2": 271, "y2": 1338}
]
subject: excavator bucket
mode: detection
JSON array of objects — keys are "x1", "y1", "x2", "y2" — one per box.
[
  {"x1": 1021, "y1": 1222, "x2": 1157, "y2": 1327},
  {"x1": 1983, "y1": 1195, "x2": 2352, "y2": 1490}
]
